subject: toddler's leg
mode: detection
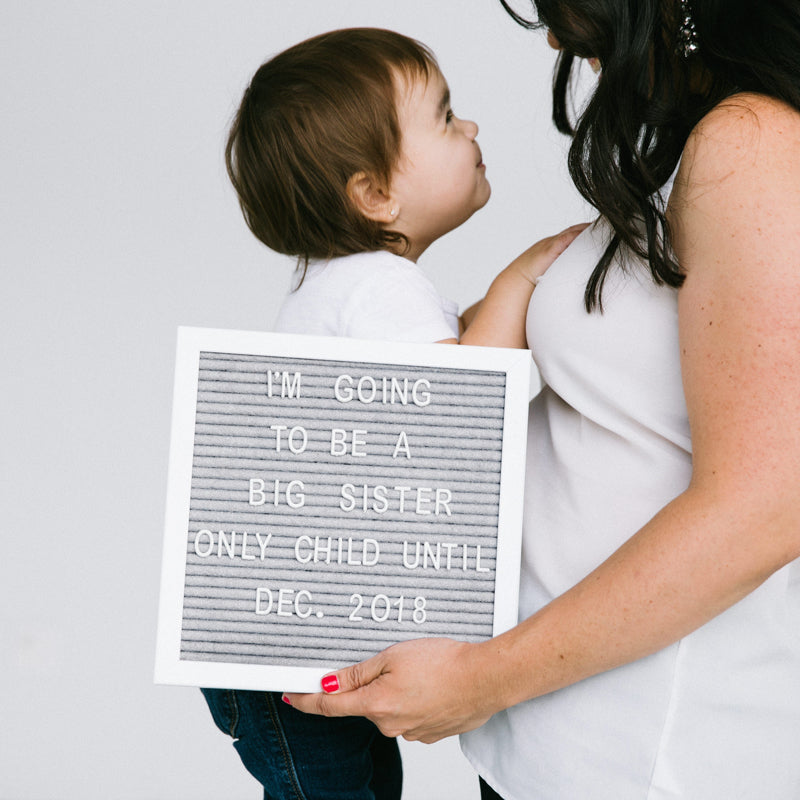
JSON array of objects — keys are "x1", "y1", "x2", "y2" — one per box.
[{"x1": 201, "y1": 688, "x2": 402, "y2": 800}]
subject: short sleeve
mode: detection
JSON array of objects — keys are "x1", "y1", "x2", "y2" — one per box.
[{"x1": 341, "y1": 260, "x2": 458, "y2": 343}]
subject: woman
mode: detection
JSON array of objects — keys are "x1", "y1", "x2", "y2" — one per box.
[{"x1": 286, "y1": 2, "x2": 800, "y2": 797}]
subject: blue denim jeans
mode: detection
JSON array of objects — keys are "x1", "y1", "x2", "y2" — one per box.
[{"x1": 201, "y1": 688, "x2": 402, "y2": 800}]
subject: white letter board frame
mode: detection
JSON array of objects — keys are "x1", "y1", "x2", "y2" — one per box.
[{"x1": 155, "y1": 326, "x2": 530, "y2": 692}]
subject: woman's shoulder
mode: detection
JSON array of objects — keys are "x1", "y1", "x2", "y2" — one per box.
[
  {"x1": 681, "y1": 92, "x2": 800, "y2": 179},
  {"x1": 672, "y1": 92, "x2": 800, "y2": 213},
  {"x1": 702, "y1": 90, "x2": 799, "y2": 123}
]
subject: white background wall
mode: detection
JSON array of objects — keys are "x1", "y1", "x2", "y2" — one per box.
[{"x1": 1, "y1": 2, "x2": 590, "y2": 798}]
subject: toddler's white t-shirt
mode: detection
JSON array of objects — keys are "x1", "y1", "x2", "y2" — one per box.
[{"x1": 273, "y1": 250, "x2": 459, "y2": 342}]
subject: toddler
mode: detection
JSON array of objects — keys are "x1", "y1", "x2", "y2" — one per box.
[{"x1": 201, "y1": 27, "x2": 583, "y2": 800}]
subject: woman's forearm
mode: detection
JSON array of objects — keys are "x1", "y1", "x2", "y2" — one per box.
[
  {"x1": 284, "y1": 479, "x2": 797, "y2": 744},
  {"x1": 474, "y1": 484, "x2": 799, "y2": 714}
]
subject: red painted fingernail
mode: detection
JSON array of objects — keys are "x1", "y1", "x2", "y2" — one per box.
[
  {"x1": 321, "y1": 674, "x2": 339, "y2": 693},
  {"x1": 282, "y1": 694, "x2": 291, "y2": 705}
]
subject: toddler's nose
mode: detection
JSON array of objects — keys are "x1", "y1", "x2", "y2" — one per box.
[{"x1": 461, "y1": 117, "x2": 479, "y2": 139}]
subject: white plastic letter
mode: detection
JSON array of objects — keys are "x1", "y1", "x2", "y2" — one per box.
[
  {"x1": 255, "y1": 588, "x2": 273, "y2": 615},
  {"x1": 362, "y1": 538, "x2": 380, "y2": 567},
  {"x1": 331, "y1": 429, "x2": 347, "y2": 456},
  {"x1": 295, "y1": 535, "x2": 313, "y2": 564},
  {"x1": 194, "y1": 530, "x2": 214, "y2": 557},
  {"x1": 334, "y1": 375, "x2": 353, "y2": 402},
  {"x1": 288, "y1": 426, "x2": 308, "y2": 454},
  {"x1": 286, "y1": 480, "x2": 305, "y2": 509},
  {"x1": 270, "y1": 424, "x2": 288, "y2": 451},
  {"x1": 249, "y1": 478, "x2": 267, "y2": 506},
  {"x1": 295, "y1": 590, "x2": 313, "y2": 619},
  {"x1": 392, "y1": 431, "x2": 412, "y2": 459},
  {"x1": 340, "y1": 483, "x2": 356, "y2": 512},
  {"x1": 352, "y1": 429, "x2": 367, "y2": 457},
  {"x1": 412, "y1": 378, "x2": 431, "y2": 407}
]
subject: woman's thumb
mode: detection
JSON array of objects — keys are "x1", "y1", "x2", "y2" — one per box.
[{"x1": 321, "y1": 652, "x2": 386, "y2": 694}]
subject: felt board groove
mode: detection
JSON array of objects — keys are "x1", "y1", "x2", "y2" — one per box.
[{"x1": 179, "y1": 350, "x2": 506, "y2": 669}]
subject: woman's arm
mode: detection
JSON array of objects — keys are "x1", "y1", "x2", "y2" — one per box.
[
  {"x1": 437, "y1": 223, "x2": 588, "y2": 347},
  {"x1": 286, "y1": 94, "x2": 800, "y2": 741}
]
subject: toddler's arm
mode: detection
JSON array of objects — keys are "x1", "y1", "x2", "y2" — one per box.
[
  {"x1": 457, "y1": 223, "x2": 588, "y2": 348},
  {"x1": 457, "y1": 300, "x2": 482, "y2": 336}
]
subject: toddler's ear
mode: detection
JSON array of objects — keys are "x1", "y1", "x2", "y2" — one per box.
[{"x1": 347, "y1": 172, "x2": 397, "y2": 224}]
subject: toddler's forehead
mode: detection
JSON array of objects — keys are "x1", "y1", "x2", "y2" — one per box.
[{"x1": 392, "y1": 63, "x2": 444, "y2": 107}]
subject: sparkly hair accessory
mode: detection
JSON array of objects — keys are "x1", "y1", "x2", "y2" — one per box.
[{"x1": 676, "y1": 0, "x2": 700, "y2": 57}]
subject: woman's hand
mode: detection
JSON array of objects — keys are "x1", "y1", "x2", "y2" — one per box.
[{"x1": 283, "y1": 637, "x2": 497, "y2": 743}]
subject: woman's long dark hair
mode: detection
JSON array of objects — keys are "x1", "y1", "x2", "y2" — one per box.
[{"x1": 501, "y1": 0, "x2": 800, "y2": 310}]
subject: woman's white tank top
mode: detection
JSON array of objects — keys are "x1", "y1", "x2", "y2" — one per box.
[{"x1": 460, "y1": 219, "x2": 800, "y2": 799}]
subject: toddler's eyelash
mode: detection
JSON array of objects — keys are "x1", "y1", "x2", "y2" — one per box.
[{"x1": 446, "y1": 109, "x2": 454, "y2": 123}]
